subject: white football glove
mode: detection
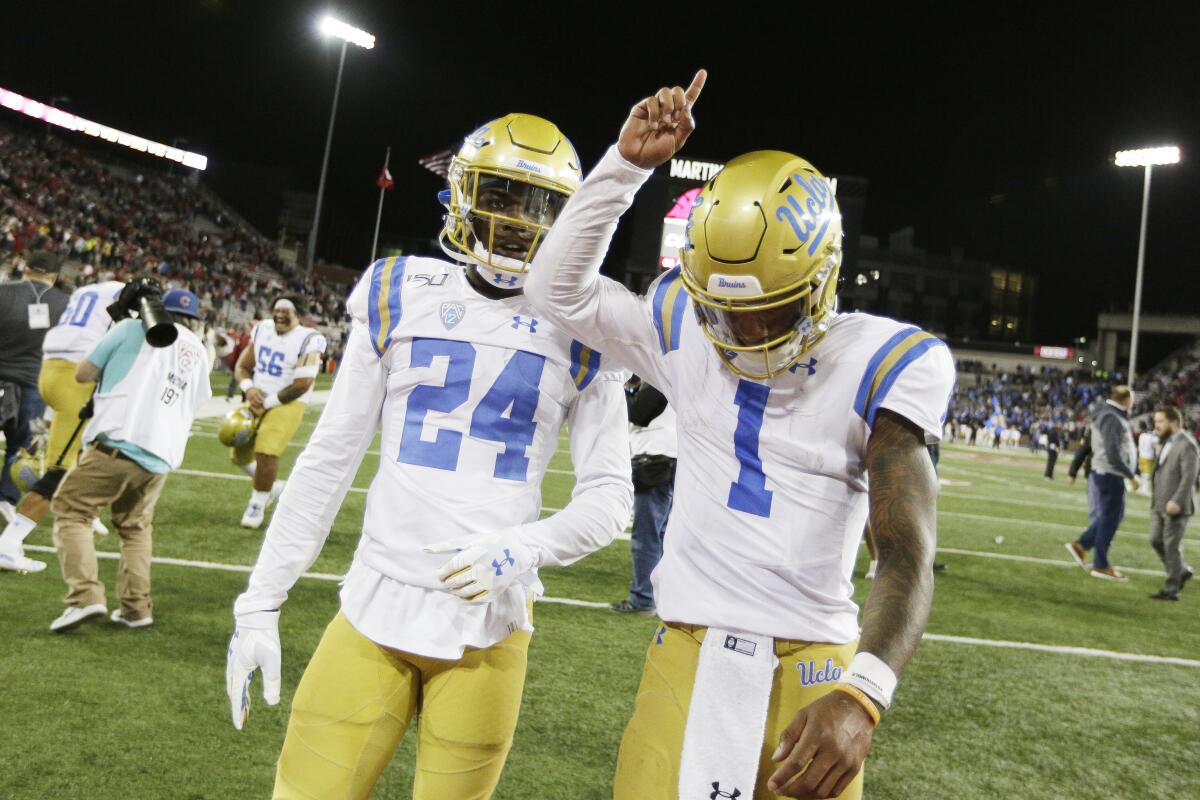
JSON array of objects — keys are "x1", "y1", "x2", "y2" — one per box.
[
  {"x1": 424, "y1": 531, "x2": 537, "y2": 604},
  {"x1": 225, "y1": 610, "x2": 281, "y2": 731}
]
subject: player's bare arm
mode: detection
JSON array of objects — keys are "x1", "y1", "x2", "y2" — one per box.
[
  {"x1": 234, "y1": 344, "x2": 265, "y2": 409},
  {"x1": 274, "y1": 351, "x2": 320, "y2": 405},
  {"x1": 769, "y1": 410, "x2": 937, "y2": 799},
  {"x1": 617, "y1": 69, "x2": 706, "y2": 170}
]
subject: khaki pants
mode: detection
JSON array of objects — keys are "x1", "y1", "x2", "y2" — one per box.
[{"x1": 50, "y1": 445, "x2": 168, "y2": 620}]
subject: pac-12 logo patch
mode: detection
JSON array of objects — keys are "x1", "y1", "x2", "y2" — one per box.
[{"x1": 440, "y1": 302, "x2": 466, "y2": 330}]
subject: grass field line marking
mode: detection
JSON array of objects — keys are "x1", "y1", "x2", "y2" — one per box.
[
  {"x1": 939, "y1": 509, "x2": 1196, "y2": 549},
  {"x1": 22, "y1": 546, "x2": 1189, "y2": 666},
  {"x1": 934, "y1": 546, "x2": 1163, "y2": 576},
  {"x1": 921, "y1": 633, "x2": 1200, "y2": 668}
]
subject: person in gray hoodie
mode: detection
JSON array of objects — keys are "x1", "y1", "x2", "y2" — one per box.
[{"x1": 1066, "y1": 386, "x2": 1138, "y2": 581}]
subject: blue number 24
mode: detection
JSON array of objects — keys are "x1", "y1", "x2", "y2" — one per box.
[
  {"x1": 727, "y1": 379, "x2": 774, "y2": 517},
  {"x1": 398, "y1": 337, "x2": 545, "y2": 481}
]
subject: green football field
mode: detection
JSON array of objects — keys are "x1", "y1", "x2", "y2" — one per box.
[{"x1": 2, "y1": 376, "x2": 1197, "y2": 799}]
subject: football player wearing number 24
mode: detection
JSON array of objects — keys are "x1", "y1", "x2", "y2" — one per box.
[
  {"x1": 224, "y1": 113, "x2": 633, "y2": 798},
  {"x1": 525, "y1": 70, "x2": 955, "y2": 800}
]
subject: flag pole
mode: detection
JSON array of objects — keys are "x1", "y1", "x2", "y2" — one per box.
[{"x1": 370, "y1": 146, "x2": 391, "y2": 264}]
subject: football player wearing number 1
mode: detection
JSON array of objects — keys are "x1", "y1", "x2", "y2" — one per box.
[
  {"x1": 231, "y1": 297, "x2": 326, "y2": 529},
  {"x1": 526, "y1": 71, "x2": 955, "y2": 800},
  {"x1": 225, "y1": 114, "x2": 633, "y2": 799}
]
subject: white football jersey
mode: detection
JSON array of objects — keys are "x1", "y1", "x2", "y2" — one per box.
[
  {"x1": 235, "y1": 255, "x2": 633, "y2": 658},
  {"x1": 41, "y1": 281, "x2": 125, "y2": 361},
  {"x1": 249, "y1": 320, "x2": 326, "y2": 400},
  {"x1": 525, "y1": 146, "x2": 957, "y2": 644}
]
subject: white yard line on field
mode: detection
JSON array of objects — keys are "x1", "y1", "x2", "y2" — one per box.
[
  {"x1": 940, "y1": 510, "x2": 1197, "y2": 550},
  {"x1": 20, "y1": 545, "x2": 1193, "y2": 667}
]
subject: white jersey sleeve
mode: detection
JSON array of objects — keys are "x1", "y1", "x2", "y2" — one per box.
[
  {"x1": 859, "y1": 329, "x2": 957, "y2": 441},
  {"x1": 525, "y1": 145, "x2": 677, "y2": 396},
  {"x1": 516, "y1": 371, "x2": 633, "y2": 569},
  {"x1": 233, "y1": 320, "x2": 385, "y2": 615},
  {"x1": 41, "y1": 281, "x2": 125, "y2": 361}
]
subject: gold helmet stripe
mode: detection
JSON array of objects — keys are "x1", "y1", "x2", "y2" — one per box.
[{"x1": 855, "y1": 328, "x2": 947, "y2": 425}]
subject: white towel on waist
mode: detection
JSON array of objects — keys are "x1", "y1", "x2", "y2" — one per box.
[{"x1": 678, "y1": 628, "x2": 778, "y2": 800}]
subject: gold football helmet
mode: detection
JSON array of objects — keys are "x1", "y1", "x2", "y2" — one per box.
[
  {"x1": 440, "y1": 113, "x2": 581, "y2": 289},
  {"x1": 9, "y1": 447, "x2": 44, "y2": 494},
  {"x1": 218, "y1": 405, "x2": 257, "y2": 448},
  {"x1": 680, "y1": 150, "x2": 843, "y2": 380}
]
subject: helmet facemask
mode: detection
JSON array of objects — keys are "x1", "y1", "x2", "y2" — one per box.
[{"x1": 690, "y1": 253, "x2": 839, "y2": 379}]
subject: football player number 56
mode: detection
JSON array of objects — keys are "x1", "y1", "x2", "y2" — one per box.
[{"x1": 398, "y1": 337, "x2": 545, "y2": 481}]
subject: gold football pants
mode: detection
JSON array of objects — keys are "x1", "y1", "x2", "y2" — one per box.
[
  {"x1": 273, "y1": 612, "x2": 531, "y2": 800},
  {"x1": 614, "y1": 622, "x2": 863, "y2": 800},
  {"x1": 230, "y1": 400, "x2": 305, "y2": 464},
  {"x1": 38, "y1": 358, "x2": 95, "y2": 469}
]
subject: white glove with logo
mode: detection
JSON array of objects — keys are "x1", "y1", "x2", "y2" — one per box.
[
  {"x1": 225, "y1": 610, "x2": 281, "y2": 731},
  {"x1": 424, "y1": 531, "x2": 537, "y2": 604}
]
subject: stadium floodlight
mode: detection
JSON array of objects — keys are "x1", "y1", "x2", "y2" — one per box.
[
  {"x1": 319, "y1": 16, "x2": 375, "y2": 49},
  {"x1": 1114, "y1": 146, "x2": 1180, "y2": 167},
  {"x1": 1114, "y1": 144, "x2": 1181, "y2": 382},
  {"x1": 0, "y1": 86, "x2": 207, "y2": 170},
  {"x1": 305, "y1": 15, "x2": 377, "y2": 274}
]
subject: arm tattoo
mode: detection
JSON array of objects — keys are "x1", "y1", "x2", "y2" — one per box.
[{"x1": 859, "y1": 409, "x2": 939, "y2": 676}]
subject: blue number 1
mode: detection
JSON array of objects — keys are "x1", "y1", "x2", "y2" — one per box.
[{"x1": 727, "y1": 379, "x2": 773, "y2": 517}]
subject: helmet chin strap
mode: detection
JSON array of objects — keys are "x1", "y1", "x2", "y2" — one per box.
[{"x1": 437, "y1": 228, "x2": 531, "y2": 290}]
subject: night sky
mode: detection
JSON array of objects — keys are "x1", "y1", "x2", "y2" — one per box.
[{"x1": 4, "y1": 2, "x2": 1197, "y2": 344}]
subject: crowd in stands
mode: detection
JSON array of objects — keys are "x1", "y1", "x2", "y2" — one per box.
[
  {"x1": 947, "y1": 357, "x2": 1200, "y2": 450},
  {"x1": 0, "y1": 124, "x2": 351, "y2": 360}
]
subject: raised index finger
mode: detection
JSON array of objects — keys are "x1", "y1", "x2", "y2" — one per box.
[{"x1": 684, "y1": 69, "x2": 707, "y2": 106}]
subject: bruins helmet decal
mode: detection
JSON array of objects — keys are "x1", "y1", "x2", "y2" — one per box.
[
  {"x1": 440, "y1": 113, "x2": 581, "y2": 289},
  {"x1": 680, "y1": 150, "x2": 843, "y2": 379}
]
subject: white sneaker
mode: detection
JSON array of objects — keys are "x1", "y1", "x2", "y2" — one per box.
[
  {"x1": 110, "y1": 608, "x2": 153, "y2": 628},
  {"x1": 240, "y1": 502, "x2": 265, "y2": 529},
  {"x1": 0, "y1": 500, "x2": 15, "y2": 524},
  {"x1": 0, "y1": 543, "x2": 46, "y2": 573},
  {"x1": 92, "y1": 517, "x2": 109, "y2": 536},
  {"x1": 50, "y1": 603, "x2": 108, "y2": 633},
  {"x1": 865, "y1": 560, "x2": 878, "y2": 580}
]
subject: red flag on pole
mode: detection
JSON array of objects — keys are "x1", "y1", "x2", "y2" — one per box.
[{"x1": 376, "y1": 163, "x2": 395, "y2": 190}]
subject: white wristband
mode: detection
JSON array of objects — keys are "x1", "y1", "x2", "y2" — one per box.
[
  {"x1": 262, "y1": 393, "x2": 282, "y2": 410},
  {"x1": 843, "y1": 652, "x2": 897, "y2": 709},
  {"x1": 239, "y1": 378, "x2": 255, "y2": 393}
]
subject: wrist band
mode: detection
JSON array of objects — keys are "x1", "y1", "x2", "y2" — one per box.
[
  {"x1": 843, "y1": 651, "x2": 897, "y2": 709},
  {"x1": 262, "y1": 393, "x2": 282, "y2": 410},
  {"x1": 832, "y1": 684, "x2": 881, "y2": 726},
  {"x1": 239, "y1": 378, "x2": 254, "y2": 393}
]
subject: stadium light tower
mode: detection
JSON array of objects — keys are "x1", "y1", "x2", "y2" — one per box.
[
  {"x1": 1114, "y1": 145, "x2": 1180, "y2": 382},
  {"x1": 305, "y1": 15, "x2": 376, "y2": 274}
]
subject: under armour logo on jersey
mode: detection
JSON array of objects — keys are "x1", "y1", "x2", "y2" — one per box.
[
  {"x1": 788, "y1": 357, "x2": 818, "y2": 376},
  {"x1": 492, "y1": 548, "x2": 516, "y2": 576},
  {"x1": 710, "y1": 782, "x2": 741, "y2": 799},
  {"x1": 512, "y1": 316, "x2": 538, "y2": 333},
  {"x1": 493, "y1": 272, "x2": 519, "y2": 287},
  {"x1": 440, "y1": 302, "x2": 466, "y2": 330}
]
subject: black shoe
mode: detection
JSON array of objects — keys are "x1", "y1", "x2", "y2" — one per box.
[
  {"x1": 1149, "y1": 590, "x2": 1180, "y2": 601},
  {"x1": 932, "y1": 563, "x2": 947, "y2": 573},
  {"x1": 1181, "y1": 569, "x2": 1194, "y2": 593},
  {"x1": 610, "y1": 599, "x2": 655, "y2": 615}
]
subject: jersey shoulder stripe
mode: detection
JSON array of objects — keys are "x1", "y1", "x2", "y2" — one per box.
[
  {"x1": 298, "y1": 329, "x2": 325, "y2": 356},
  {"x1": 569, "y1": 339, "x2": 603, "y2": 391},
  {"x1": 854, "y1": 326, "x2": 947, "y2": 426},
  {"x1": 367, "y1": 256, "x2": 408, "y2": 357},
  {"x1": 651, "y1": 265, "x2": 687, "y2": 354}
]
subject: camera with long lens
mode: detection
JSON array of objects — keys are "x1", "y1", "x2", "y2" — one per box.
[{"x1": 106, "y1": 279, "x2": 178, "y2": 348}]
